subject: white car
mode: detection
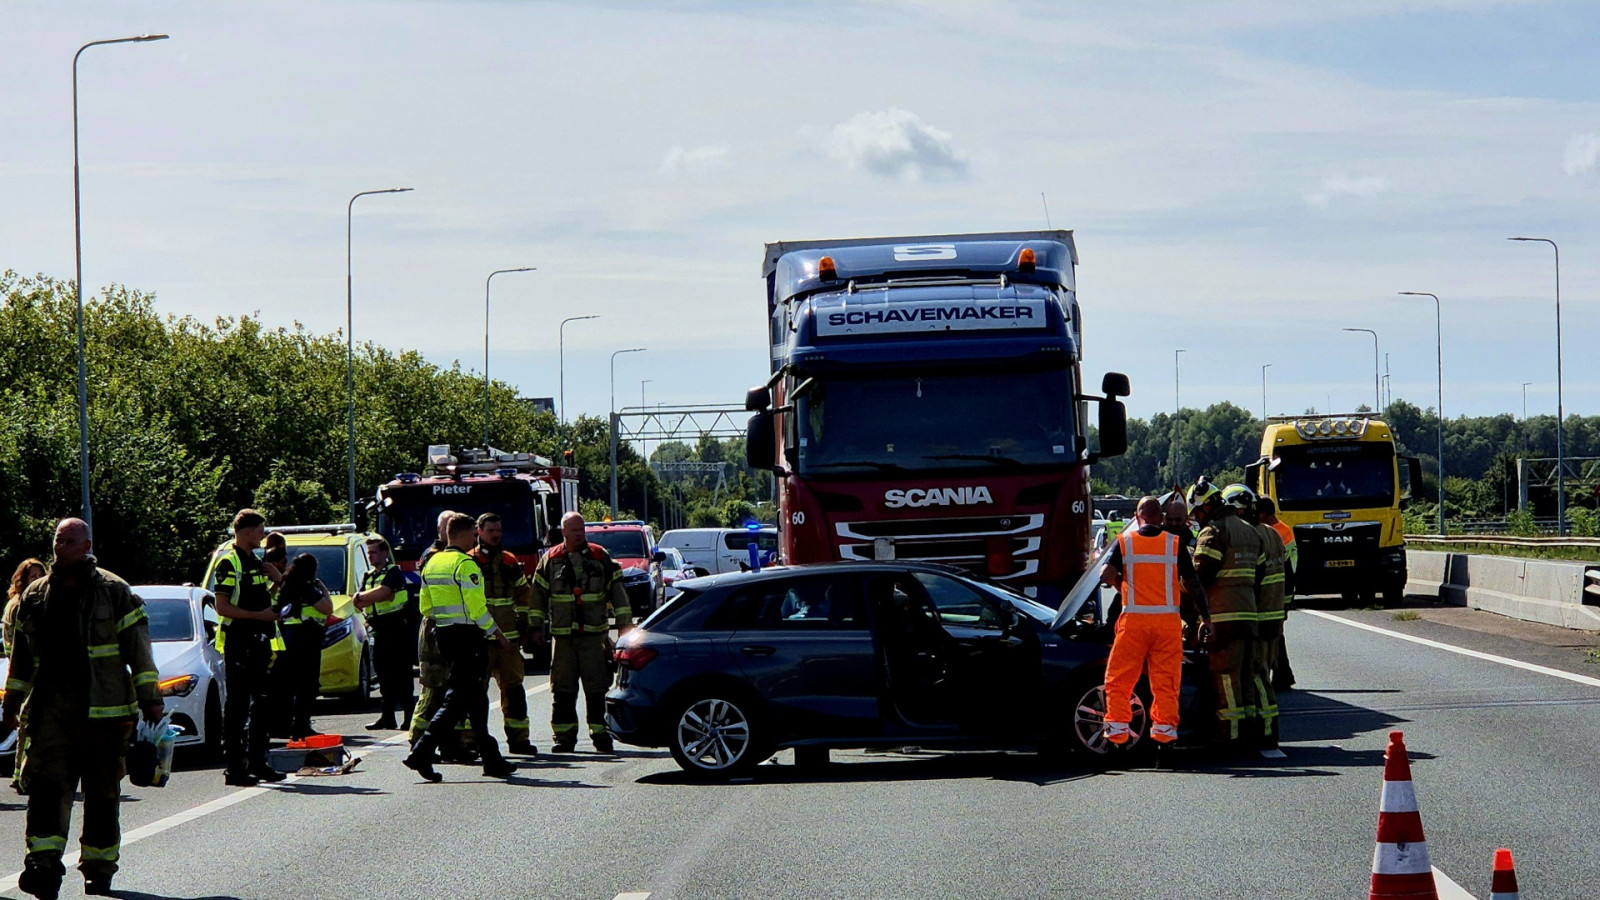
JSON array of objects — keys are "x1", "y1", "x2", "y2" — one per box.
[
  {"x1": 137, "y1": 585, "x2": 226, "y2": 756},
  {"x1": 650, "y1": 547, "x2": 707, "y2": 605}
]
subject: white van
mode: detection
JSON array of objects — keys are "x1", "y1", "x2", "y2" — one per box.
[{"x1": 658, "y1": 527, "x2": 779, "y2": 575}]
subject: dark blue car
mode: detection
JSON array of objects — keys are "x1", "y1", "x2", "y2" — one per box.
[{"x1": 607, "y1": 560, "x2": 1203, "y2": 777}]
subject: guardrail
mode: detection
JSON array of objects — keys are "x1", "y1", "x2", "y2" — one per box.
[
  {"x1": 1405, "y1": 548, "x2": 1600, "y2": 632},
  {"x1": 1405, "y1": 534, "x2": 1600, "y2": 549}
]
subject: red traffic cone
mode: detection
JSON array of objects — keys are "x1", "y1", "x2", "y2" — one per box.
[
  {"x1": 1369, "y1": 731, "x2": 1438, "y2": 899},
  {"x1": 1490, "y1": 848, "x2": 1520, "y2": 900}
]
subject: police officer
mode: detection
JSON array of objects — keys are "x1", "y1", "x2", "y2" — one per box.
[
  {"x1": 212, "y1": 509, "x2": 286, "y2": 786},
  {"x1": 1188, "y1": 479, "x2": 1264, "y2": 750},
  {"x1": 403, "y1": 513, "x2": 517, "y2": 782},
  {"x1": 2, "y1": 518, "x2": 162, "y2": 899},
  {"x1": 353, "y1": 536, "x2": 415, "y2": 732},
  {"x1": 1227, "y1": 484, "x2": 1287, "y2": 757},
  {"x1": 409, "y1": 511, "x2": 469, "y2": 754},
  {"x1": 530, "y1": 511, "x2": 632, "y2": 753},
  {"x1": 472, "y1": 513, "x2": 536, "y2": 755}
]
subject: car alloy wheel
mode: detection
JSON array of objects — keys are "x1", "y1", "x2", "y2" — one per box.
[
  {"x1": 674, "y1": 697, "x2": 753, "y2": 773},
  {"x1": 1072, "y1": 683, "x2": 1147, "y2": 756}
]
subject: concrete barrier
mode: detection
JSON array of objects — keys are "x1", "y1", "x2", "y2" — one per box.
[{"x1": 1405, "y1": 549, "x2": 1600, "y2": 632}]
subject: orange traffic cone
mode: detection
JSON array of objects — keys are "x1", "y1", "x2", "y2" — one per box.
[
  {"x1": 1490, "y1": 848, "x2": 1520, "y2": 900},
  {"x1": 1369, "y1": 730, "x2": 1439, "y2": 899}
]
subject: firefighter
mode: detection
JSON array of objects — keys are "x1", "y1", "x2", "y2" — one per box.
[
  {"x1": 1, "y1": 518, "x2": 162, "y2": 899},
  {"x1": 472, "y1": 513, "x2": 537, "y2": 755},
  {"x1": 403, "y1": 513, "x2": 517, "y2": 782},
  {"x1": 353, "y1": 536, "x2": 415, "y2": 732},
  {"x1": 1259, "y1": 497, "x2": 1298, "y2": 691},
  {"x1": 1098, "y1": 497, "x2": 1206, "y2": 747},
  {"x1": 1188, "y1": 478, "x2": 1264, "y2": 749},
  {"x1": 1228, "y1": 485, "x2": 1287, "y2": 757},
  {"x1": 530, "y1": 511, "x2": 632, "y2": 753},
  {"x1": 212, "y1": 509, "x2": 286, "y2": 786}
]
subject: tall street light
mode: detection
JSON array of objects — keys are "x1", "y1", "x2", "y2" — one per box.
[
  {"x1": 346, "y1": 187, "x2": 413, "y2": 519},
  {"x1": 72, "y1": 32, "x2": 169, "y2": 531},
  {"x1": 1509, "y1": 236, "x2": 1566, "y2": 534},
  {"x1": 1261, "y1": 364, "x2": 1272, "y2": 421},
  {"x1": 1399, "y1": 292, "x2": 1445, "y2": 535},
  {"x1": 640, "y1": 378, "x2": 653, "y2": 524},
  {"x1": 609, "y1": 348, "x2": 645, "y2": 514},
  {"x1": 559, "y1": 315, "x2": 600, "y2": 425},
  {"x1": 1173, "y1": 349, "x2": 1185, "y2": 486},
  {"x1": 483, "y1": 266, "x2": 536, "y2": 448},
  {"x1": 1522, "y1": 382, "x2": 1533, "y2": 455},
  {"x1": 1341, "y1": 328, "x2": 1380, "y2": 412}
]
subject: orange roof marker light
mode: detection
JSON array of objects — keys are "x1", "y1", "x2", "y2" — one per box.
[
  {"x1": 818, "y1": 255, "x2": 837, "y2": 280},
  {"x1": 1018, "y1": 247, "x2": 1037, "y2": 271}
]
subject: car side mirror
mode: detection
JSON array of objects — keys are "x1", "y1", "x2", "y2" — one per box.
[
  {"x1": 653, "y1": 551, "x2": 667, "y2": 563},
  {"x1": 204, "y1": 620, "x2": 218, "y2": 642}
]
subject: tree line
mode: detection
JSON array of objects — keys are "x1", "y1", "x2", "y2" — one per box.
[{"x1": 0, "y1": 272, "x2": 767, "y2": 585}]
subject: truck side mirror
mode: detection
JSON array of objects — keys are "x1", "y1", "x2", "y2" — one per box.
[
  {"x1": 1245, "y1": 458, "x2": 1266, "y2": 493},
  {"x1": 745, "y1": 386, "x2": 771, "y2": 412},
  {"x1": 1094, "y1": 399, "x2": 1128, "y2": 460},
  {"x1": 1400, "y1": 456, "x2": 1423, "y2": 504},
  {"x1": 1101, "y1": 372, "x2": 1130, "y2": 398},
  {"x1": 746, "y1": 412, "x2": 777, "y2": 469}
]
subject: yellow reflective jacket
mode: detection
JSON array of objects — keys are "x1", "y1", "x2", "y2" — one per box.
[{"x1": 420, "y1": 548, "x2": 497, "y2": 635}]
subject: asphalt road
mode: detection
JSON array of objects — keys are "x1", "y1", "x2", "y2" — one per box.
[{"x1": 1, "y1": 602, "x2": 1597, "y2": 900}]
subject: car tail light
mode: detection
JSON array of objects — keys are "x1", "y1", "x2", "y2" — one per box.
[{"x1": 614, "y1": 646, "x2": 658, "y2": 670}]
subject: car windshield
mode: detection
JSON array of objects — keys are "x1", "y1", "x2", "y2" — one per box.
[
  {"x1": 1274, "y1": 443, "x2": 1396, "y2": 511},
  {"x1": 207, "y1": 546, "x2": 350, "y2": 596},
  {"x1": 793, "y1": 367, "x2": 1075, "y2": 475},
  {"x1": 142, "y1": 598, "x2": 196, "y2": 642},
  {"x1": 587, "y1": 530, "x2": 652, "y2": 560},
  {"x1": 966, "y1": 578, "x2": 1058, "y2": 625},
  {"x1": 376, "y1": 482, "x2": 536, "y2": 559}
]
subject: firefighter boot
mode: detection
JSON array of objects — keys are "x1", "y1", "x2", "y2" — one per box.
[
  {"x1": 18, "y1": 858, "x2": 63, "y2": 900},
  {"x1": 403, "y1": 734, "x2": 443, "y2": 783},
  {"x1": 592, "y1": 732, "x2": 615, "y2": 754},
  {"x1": 84, "y1": 876, "x2": 114, "y2": 897}
]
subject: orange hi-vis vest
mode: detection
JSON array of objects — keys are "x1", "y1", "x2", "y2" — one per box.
[{"x1": 1117, "y1": 529, "x2": 1181, "y2": 615}]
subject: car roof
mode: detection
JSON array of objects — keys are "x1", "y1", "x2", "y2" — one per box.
[
  {"x1": 131, "y1": 585, "x2": 209, "y2": 602},
  {"x1": 674, "y1": 559, "x2": 982, "y2": 592}
]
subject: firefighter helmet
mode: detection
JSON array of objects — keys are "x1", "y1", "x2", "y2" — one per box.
[{"x1": 1221, "y1": 483, "x2": 1257, "y2": 512}]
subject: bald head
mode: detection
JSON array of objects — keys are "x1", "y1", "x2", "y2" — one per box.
[
  {"x1": 561, "y1": 511, "x2": 587, "y2": 551},
  {"x1": 54, "y1": 518, "x2": 91, "y2": 566},
  {"x1": 1136, "y1": 496, "x2": 1162, "y2": 527}
]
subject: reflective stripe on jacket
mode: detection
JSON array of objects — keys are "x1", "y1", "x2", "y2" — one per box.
[
  {"x1": 361, "y1": 564, "x2": 408, "y2": 618},
  {"x1": 420, "y1": 548, "x2": 497, "y2": 635},
  {"x1": 1117, "y1": 529, "x2": 1181, "y2": 615},
  {"x1": 529, "y1": 543, "x2": 631, "y2": 636},
  {"x1": 1194, "y1": 513, "x2": 1263, "y2": 624},
  {"x1": 214, "y1": 545, "x2": 276, "y2": 652},
  {"x1": 1255, "y1": 523, "x2": 1288, "y2": 622}
]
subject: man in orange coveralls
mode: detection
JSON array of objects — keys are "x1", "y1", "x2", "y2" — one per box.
[{"x1": 1098, "y1": 495, "x2": 1207, "y2": 746}]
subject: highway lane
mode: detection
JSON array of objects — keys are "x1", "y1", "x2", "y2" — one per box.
[{"x1": 0, "y1": 606, "x2": 1596, "y2": 899}]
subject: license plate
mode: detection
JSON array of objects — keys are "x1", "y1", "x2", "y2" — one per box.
[{"x1": 1325, "y1": 559, "x2": 1355, "y2": 568}]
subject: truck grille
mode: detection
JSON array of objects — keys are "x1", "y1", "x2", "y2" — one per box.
[{"x1": 834, "y1": 514, "x2": 1044, "y2": 580}]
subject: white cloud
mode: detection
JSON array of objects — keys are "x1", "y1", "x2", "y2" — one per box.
[
  {"x1": 818, "y1": 108, "x2": 969, "y2": 182},
  {"x1": 659, "y1": 144, "x2": 732, "y2": 177},
  {"x1": 1562, "y1": 133, "x2": 1600, "y2": 175},
  {"x1": 1304, "y1": 175, "x2": 1389, "y2": 209}
]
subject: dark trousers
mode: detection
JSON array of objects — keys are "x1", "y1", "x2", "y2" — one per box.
[
  {"x1": 223, "y1": 632, "x2": 273, "y2": 772},
  {"x1": 24, "y1": 718, "x2": 127, "y2": 880},
  {"x1": 551, "y1": 634, "x2": 611, "y2": 739},
  {"x1": 422, "y1": 625, "x2": 502, "y2": 761},
  {"x1": 370, "y1": 613, "x2": 416, "y2": 721},
  {"x1": 281, "y1": 623, "x2": 323, "y2": 739}
]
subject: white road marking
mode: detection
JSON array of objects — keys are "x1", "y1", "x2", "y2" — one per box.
[
  {"x1": 613, "y1": 893, "x2": 652, "y2": 900},
  {"x1": 1433, "y1": 865, "x2": 1478, "y2": 899},
  {"x1": 1303, "y1": 609, "x2": 1600, "y2": 689},
  {"x1": 0, "y1": 681, "x2": 553, "y2": 891}
]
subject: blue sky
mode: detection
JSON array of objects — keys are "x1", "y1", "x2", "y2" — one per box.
[{"x1": 3, "y1": 0, "x2": 1599, "y2": 430}]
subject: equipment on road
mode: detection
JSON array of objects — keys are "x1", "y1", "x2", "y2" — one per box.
[
  {"x1": 1368, "y1": 730, "x2": 1438, "y2": 900},
  {"x1": 1490, "y1": 848, "x2": 1520, "y2": 900},
  {"x1": 746, "y1": 231, "x2": 1130, "y2": 606},
  {"x1": 1248, "y1": 416, "x2": 1423, "y2": 605}
]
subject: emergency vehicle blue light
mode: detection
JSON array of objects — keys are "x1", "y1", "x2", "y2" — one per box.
[
  {"x1": 495, "y1": 467, "x2": 518, "y2": 478},
  {"x1": 396, "y1": 473, "x2": 421, "y2": 483},
  {"x1": 745, "y1": 521, "x2": 761, "y2": 530}
]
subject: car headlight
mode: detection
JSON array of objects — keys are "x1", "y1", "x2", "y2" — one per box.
[
  {"x1": 322, "y1": 618, "x2": 354, "y2": 650},
  {"x1": 159, "y1": 674, "x2": 198, "y2": 697},
  {"x1": 622, "y1": 568, "x2": 650, "y2": 585}
]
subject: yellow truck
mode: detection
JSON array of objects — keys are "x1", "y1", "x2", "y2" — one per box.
[{"x1": 1247, "y1": 415, "x2": 1422, "y2": 604}]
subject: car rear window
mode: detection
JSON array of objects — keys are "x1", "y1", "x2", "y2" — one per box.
[{"x1": 704, "y1": 576, "x2": 863, "y2": 629}]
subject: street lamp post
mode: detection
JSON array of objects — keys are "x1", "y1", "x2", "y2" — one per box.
[
  {"x1": 558, "y1": 315, "x2": 600, "y2": 425},
  {"x1": 1261, "y1": 364, "x2": 1272, "y2": 421},
  {"x1": 1509, "y1": 237, "x2": 1566, "y2": 534},
  {"x1": 1173, "y1": 349, "x2": 1185, "y2": 486},
  {"x1": 1341, "y1": 328, "x2": 1380, "y2": 412},
  {"x1": 346, "y1": 187, "x2": 413, "y2": 519},
  {"x1": 483, "y1": 266, "x2": 536, "y2": 448},
  {"x1": 72, "y1": 33, "x2": 169, "y2": 531},
  {"x1": 640, "y1": 378, "x2": 653, "y2": 524},
  {"x1": 1399, "y1": 292, "x2": 1445, "y2": 535},
  {"x1": 608, "y1": 347, "x2": 645, "y2": 515}
]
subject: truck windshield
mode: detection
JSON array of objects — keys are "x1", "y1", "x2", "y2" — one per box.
[
  {"x1": 377, "y1": 482, "x2": 536, "y2": 560},
  {"x1": 794, "y1": 368, "x2": 1075, "y2": 476},
  {"x1": 1273, "y1": 443, "x2": 1396, "y2": 511}
]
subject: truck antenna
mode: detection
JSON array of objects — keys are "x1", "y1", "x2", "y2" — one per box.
[{"x1": 1040, "y1": 192, "x2": 1053, "y2": 229}]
